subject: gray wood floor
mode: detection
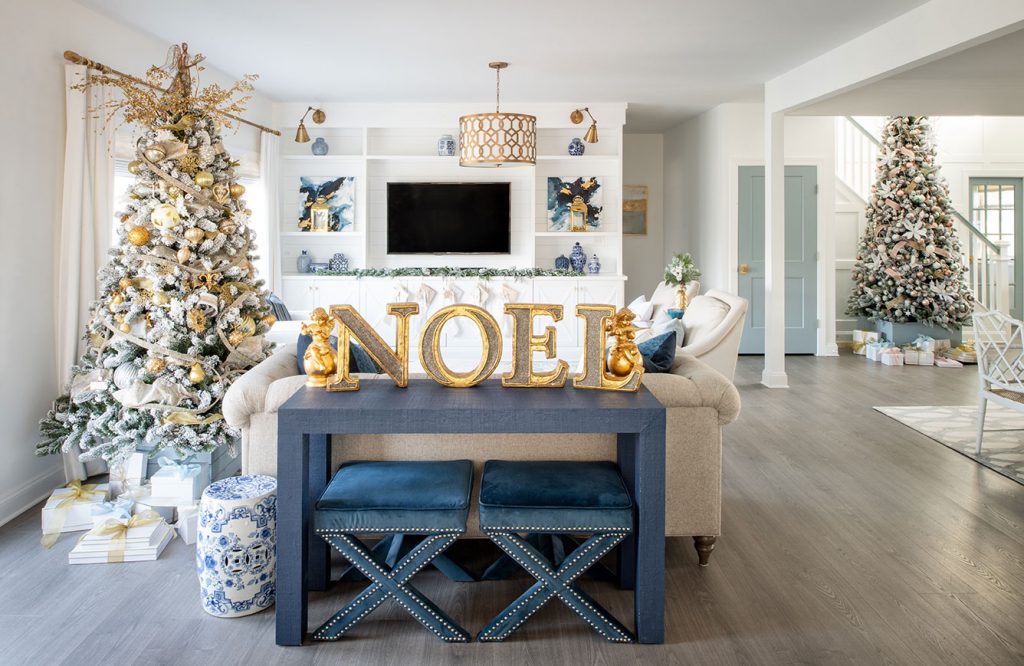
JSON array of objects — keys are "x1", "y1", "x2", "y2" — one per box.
[{"x1": 2, "y1": 355, "x2": 1022, "y2": 665}]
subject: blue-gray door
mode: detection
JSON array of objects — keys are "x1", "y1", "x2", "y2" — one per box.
[
  {"x1": 737, "y1": 165, "x2": 817, "y2": 354},
  {"x1": 969, "y1": 177, "x2": 1022, "y2": 319}
]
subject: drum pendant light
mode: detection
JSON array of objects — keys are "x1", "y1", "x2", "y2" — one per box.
[{"x1": 459, "y1": 62, "x2": 536, "y2": 167}]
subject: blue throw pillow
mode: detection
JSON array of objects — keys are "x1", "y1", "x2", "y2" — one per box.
[
  {"x1": 637, "y1": 331, "x2": 677, "y2": 373},
  {"x1": 296, "y1": 334, "x2": 381, "y2": 375}
]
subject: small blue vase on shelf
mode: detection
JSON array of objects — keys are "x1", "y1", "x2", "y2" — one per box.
[
  {"x1": 328, "y1": 252, "x2": 349, "y2": 272},
  {"x1": 569, "y1": 242, "x2": 586, "y2": 273},
  {"x1": 568, "y1": 137, "x2": 585, "y2": 156},
  {"x1": 437, "y1": 134, "x2": 457, "y2": 156},
  {"x1": 587, "y1": 254, "x2": 601, "y2": 274},
  {"x1": 296, "y1": 250, "x2": 311, "y2": 274},
  {"x1": 311, "y1": 137, "x2": 329, "y2": 156},
  {"x1": 554, "y1": 254, "x2": 570, "y2": 271}
]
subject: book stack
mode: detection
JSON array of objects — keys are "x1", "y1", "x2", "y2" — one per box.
[{"x1": 68, "y1": 513, "x2": 174, "y2": 565}]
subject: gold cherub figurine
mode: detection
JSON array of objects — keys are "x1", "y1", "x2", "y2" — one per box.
[
  {"x1": 605, "y1": 307, "x2": 645, "y2": 378},
  {"x1": 300, "y1": 307, "x2": 337, "y2": 388}
]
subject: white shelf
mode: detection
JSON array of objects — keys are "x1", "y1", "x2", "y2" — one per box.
[
  {"x1": 281, "y1": 273, "x2": 359, "y2": 280},
  {"x1": 281, "y1": 154, "x2": 363, "y2": 160},
  {"x1": 536, "y1": 154, "x2": 619, "y2": 161},
  {"x1": 366, "y1": 155, "x2": 460, "y2": 162},
  {"x1": 534, "y1": 231, "x2": 618, "y2": 237},
  {"x1": 279, "y1": 231, "x2": 364, "y2": 237}
]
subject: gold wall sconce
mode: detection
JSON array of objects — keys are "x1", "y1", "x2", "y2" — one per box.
[
  {"x1": 295, "y1": 106, "x2": 326, "y2": 143},
  {"x1": 570, "y1": 107, "x2": 598, "y2": 143}
]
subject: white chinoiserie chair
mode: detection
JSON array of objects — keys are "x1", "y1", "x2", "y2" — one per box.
[{"x1": 973, "y1": 310, "x2": 1024, "y2": 454}]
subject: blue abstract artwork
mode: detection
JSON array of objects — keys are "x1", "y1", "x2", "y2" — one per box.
[
  {"x1": 298, "y1": 176, "x2": 355, "y2": 232},
  {"x1": 546, "y1": 176, "x2": 603, "y2": 231}
]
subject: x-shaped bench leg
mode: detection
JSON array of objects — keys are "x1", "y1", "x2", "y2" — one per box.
[
  {"x1": 314, "y1": 532, "x2": 471, "y2": 642},
  {"x1": 478, "y1": 531, "x2": 635, "y2": 643}
]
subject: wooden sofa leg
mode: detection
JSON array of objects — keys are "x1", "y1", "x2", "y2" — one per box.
[{"x1": 693, "y1": 536, "x2": 716, "y2": 566}]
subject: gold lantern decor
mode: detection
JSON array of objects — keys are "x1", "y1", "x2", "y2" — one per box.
[
  {"x1": 459, "y1": 62, "x2": 536, "y2": 167},
  {"x1": 309, "y1": 196, "x2": 331, "y2": 233},
  {"x1": 568, "y1": 196, "x2": 588, "y2": 233}
]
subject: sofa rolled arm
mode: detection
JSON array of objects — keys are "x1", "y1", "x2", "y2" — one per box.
[
  {"x1": 637, "y1": 352, "x2": 741, "y2": 426},
  {"x1": 223, "y1": 343, "x2": 300, "y2": 428}
]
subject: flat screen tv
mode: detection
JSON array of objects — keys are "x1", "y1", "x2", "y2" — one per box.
[{"x1": 387, "y1": 182, "x2": 510, "y2": 254}]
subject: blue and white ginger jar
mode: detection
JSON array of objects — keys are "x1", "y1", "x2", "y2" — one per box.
[
  {"x1": 328, "y1": 252, "x2": 349, "y2": 272},
  {"x1": 437, "y1": 134, "x2": 457, "y2": 156},
  {"x1": 555, "y1": 254, "x2": 571, "y2": 271},
  {"x1": 568, "y1": 137, "x2": 585, "y2": 156},
  {"x1": 311, "y1": 137, "x2": 329, "y2": 156},
  {"x1": 569, "y1": 242, "x2": 587, "y2": 273},
  {"x1": 296, "y1": 250, "x2": 311, "y2": 274},
  {"x1": 587, "y1": 254, "x2": 601, "y2": 274}
]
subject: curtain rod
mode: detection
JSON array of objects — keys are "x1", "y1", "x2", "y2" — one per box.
[{"x1": 63, "y1": 50, "x2": 281, "y2": 137}]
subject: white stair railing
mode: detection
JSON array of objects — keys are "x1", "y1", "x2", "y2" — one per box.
[{"x1": 835, "y1": 116, "x2": 1009, "y2": 315}]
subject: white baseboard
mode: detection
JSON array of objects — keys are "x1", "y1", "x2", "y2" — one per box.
[
  {"x1": 0, "y1": 463, "x2": 65, "y2": 528},
  {"x1": 819, "y1": 343, "x2": 840, "y2": 357},
  {"x1": 761, "y1": 370, "x2": 789, "y2": 388}
]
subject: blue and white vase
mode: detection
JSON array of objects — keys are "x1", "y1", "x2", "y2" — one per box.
[
  {"x1": 587, "y1": 254, "x2": 601, "y2": 274},
  {"x1": 568, "y1": 137, "x2": 585, "y2": 156},
  {"x1": 554, "y1": 254, "x2": 571, "y2": 271},
  {"x1": 296, "y1": 250, "x2": 311, "y2": 274},
  {"x1": 311, "y1": 137, "x2": 329, "y2": 156},
  {"x1": 437, "y1": 134, "x2": 457, "y2": 156},
  {"x1": 569, "y1": 242, "x2": 587, "y2": 273},
  {"x1": 328, "y1": 252, "x2": 349, "y2": 272},
  {"x1": 197, "y1": 475, "x2": 277, "y2": 618}
]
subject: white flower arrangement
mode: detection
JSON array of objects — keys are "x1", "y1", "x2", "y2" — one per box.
[{"x1": 663, "y1": 253, "x2": 701, "y2": 287}]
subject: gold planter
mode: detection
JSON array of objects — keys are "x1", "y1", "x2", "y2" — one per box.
[{"x1": 676, "y1": 284, "x2": 688, "y2": 310}]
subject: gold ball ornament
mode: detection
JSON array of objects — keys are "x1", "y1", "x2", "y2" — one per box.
[
  {"x1": 143, "y1": 146, "x2": 167, "y2": 162},
  {"x1": 194, "y1": 171, "x2": 214, "y2": 188},
  {"x1": 150, "y1": 203, "x2": 181, "y2": 229},
  {"x1": 212, "y1": 183, "x2": 230, "y2": 204},
  {"x1": 177, "y1": 247, "x2": 192, "y2": 264},
  {"x1": 262, "y1": 314, "x2": 277, "y2": 328},
  {"x1": 228, "y1": 330, "x2": 246, "y2": 347},
  {"x1": 127, "y1": 226, "x2": 151, "y2": 246},
  {"x1": 219, "y1": 221, "x2": 238, "y2": 235},
  {"x1": 608, "y1": 348, "x2": 636, "y2": 378},
  {"x1": 184, "y1": 227, "x2": 206, "y2": 245},
  {"x1": 108, "y1": 293, "x2": 124, "y2": 312},
  {"x1": 229, "y1": 182, "x2": 245, "y2": 199},
  {"x1": 118, "y1": 277, "x2": 133, "y2": 290},
  {"x1": 119, "y1": 322, "x2": 131, "y2": 333},
  {"x1": 127, "y1": 160, "x2": 142, "y2": 175},
  {"x1": 188, "y1": 363, "x2": 206, "y2": 384},
  {"x1": 145, "y1": 357, "x2": 166, "y2": 374}
]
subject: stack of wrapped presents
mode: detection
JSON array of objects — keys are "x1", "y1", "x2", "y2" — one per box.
[{"x1": 852, "y1": 330, "x2": 967, "y2": 368}]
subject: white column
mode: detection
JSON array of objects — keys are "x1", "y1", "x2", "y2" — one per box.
[
  {"x1": 993, "y1": 238, "x2": 1011, "y2": 316},
  {"x1": 762, "y1": 110, "x2": 788, "y2": 388}
]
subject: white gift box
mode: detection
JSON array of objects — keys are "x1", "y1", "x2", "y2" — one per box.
[
  {"x1": 175, "y1": 504, "x2": 199, "y2": 544},
  {"x1": 150, "y1": 460, "x2": 202, "y2": 503},
  {"x1": 852, "y1": 330, "x2": 880, "y2": 355},
  {"x1": 881, "y1": 350, "x2": 905, "y2": 366},
  {"x1": 90, "y1": 497, "x2": 135, "y2": 528},
  {"x1": 129, "y1": 486, "x2": 177, "y2": 523},
  {"x1": 108, "y1": 452, "x2": 147, "y2": 496},
  {"x1": 69, "y1": 518, "x2": 173, "y2": 564},
  {"x1": 866, "y1": 343, "x2": 893, "y2": 362},
  {"x1": 904, "y1": 349, "x2": 934, "y2": 366},
  {"x1": 41, "y1": 483, "x2": 110, "y2": 535}
]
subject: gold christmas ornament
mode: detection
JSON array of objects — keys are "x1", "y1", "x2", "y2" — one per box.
[
  {"x1": 229, "y1": 182, "x2": 245, "y2": 199},
  {"x1": 177, "y1": 152, "x2": 200, "y2": 175},
  {"x1": 127, "y1": 160, "x2": 142, "y2": 175},
  {"x1": 127, "y1": 226, "x2": 151, "y2": 246},
  {"x1": 167, "y1": 185, "x2": 182, "y2": 198},
  {"x1": 145, "y1": 357, "x2": 166, "y2": 374},
  {"x1": 177, "y1": 246, "x2": 192, "y2": 264},
  {"x1": 228, "y1": 330, "x2": 246, "y2": 347},
  {"x1": 189, "y1": 363, "x2": 206, "y2": 384},
  {"x1": 152, "y1": 291, "x2": 170, "y2": 305},
  {"x1": 143, "y1": 145, "x2": 167, "y2": 162},
  {"x1": 108, "y1": 293, "x2": 124, "y2": 312},
  {"x1": 187, "y1": 308, "x2": 207, "y2": 332},
  {"x1": 119, "y1": 322, "x2": 131, "y2": 333},
  {"x1": 184, "y1": 227, "x2": 206, "y2": 244},
  {"x1": 212, "y1": 182, "x2": 230, "y2": 203},
  {"x1": 118, "y1": 277, "x2": 133, "y2": 290},
  {"x1": 194, "y1": 170, "x2": 214, "y2": 188},
  {"x1": 262, "y1": 314, "x2": 277, "y2": 328},
  {"x1": 219, "y1": 221, "x2": 238, "y2": 235},
  {"x1": 150, "y1": 203, "x2": 181, "y2": 229}
]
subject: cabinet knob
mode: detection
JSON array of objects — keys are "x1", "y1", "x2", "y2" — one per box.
[{"x1": 738, "y1": 263, "x2": 750, "y2": 275}]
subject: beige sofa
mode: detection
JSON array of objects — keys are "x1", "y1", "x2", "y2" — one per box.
[{"x1": 223, "y1": 344, "x2": 741, "y2": 565}]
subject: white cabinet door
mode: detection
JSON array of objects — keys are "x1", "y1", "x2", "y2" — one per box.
[
  {"x1": 533, "y1": 280, "x2": 580, "y2": 348},
  {"x1": 279, "y1": 279, "x2": 318, "y2": 317},
  {"x1": 358, "y1": 279, "x2": 420, "y2": 345},
  {"x1": 316, "y1": 281, "x2": 360, "y2": 313},
  {"x1": 577, "y1": 279, "x2": 624, "y2": 309}
]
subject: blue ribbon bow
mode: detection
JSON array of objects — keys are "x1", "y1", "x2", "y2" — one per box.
[{"x1": 157, "y1": 456, "x2": 201, "y2": 480}]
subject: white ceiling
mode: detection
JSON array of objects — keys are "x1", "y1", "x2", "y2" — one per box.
[
  {"x1": 791, "y1": 27, "x2": 1024, "y2": 116},
  {"x1": 77, "y1": 0, "x2": 928, "y2": 131}
]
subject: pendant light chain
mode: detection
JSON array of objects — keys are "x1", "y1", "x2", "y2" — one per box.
[{"x1": 495, "y1": 66, "x2": 501, "y2": 113}]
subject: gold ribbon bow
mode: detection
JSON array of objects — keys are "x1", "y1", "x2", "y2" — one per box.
[
  {"x1": 162, "y1": 411, "x2": 224, "y2": 426},
  {"x1": 84, "y1": 510, "x2": 167, "y2": 563},
  {"x1": 41, "y1": 481, "x2": 105, "y2": 549}
]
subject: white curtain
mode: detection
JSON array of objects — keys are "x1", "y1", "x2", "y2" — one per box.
[
  {"x1": 259, "y1": 132, "x2": 281, "y2": 294},
  {"x1": 57, "y1": 64, "x2": 113, "y2": 481}
]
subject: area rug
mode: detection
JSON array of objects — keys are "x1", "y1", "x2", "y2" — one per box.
[{"x1": 874, "y1": 404, "x2": 1024, "y2": 485}]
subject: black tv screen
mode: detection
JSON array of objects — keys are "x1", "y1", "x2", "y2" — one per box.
[{"x1": 387, "y1": 182, "x2": 511, "y2": 254}]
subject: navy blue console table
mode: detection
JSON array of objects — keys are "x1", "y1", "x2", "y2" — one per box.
[{"x1": 275, "y1": 379, "x2": 666, "y2": 645}]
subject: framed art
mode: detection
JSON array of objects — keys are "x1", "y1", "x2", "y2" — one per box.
[
  {"x1": 546, "y1": 176, "x2": 603, "y2": 231},
  {"x1": 623, "y1": 185, "x2": 648, "y2": 235},
  {"x1": 298, "y1": 176, "x2": 355, "y2": 232}
]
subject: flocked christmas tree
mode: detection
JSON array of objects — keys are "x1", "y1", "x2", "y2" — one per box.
[
  {"x1": 38, "y1": 45, "x2": 274, "y2": 465},
  {"x1": 846, "y1": 116, "x2": 974, "y2": 330}
]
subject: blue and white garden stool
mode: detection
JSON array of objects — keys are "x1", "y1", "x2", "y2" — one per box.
[
  {"x1": 197, "y1": 474, "x2": 277, "y2": 618},
  {"x1": 477, "y1": 460, "x2": 635, "y2": 643},
  {"x1": 313, "y1": 460, "x2": 473, "y2": 642}
]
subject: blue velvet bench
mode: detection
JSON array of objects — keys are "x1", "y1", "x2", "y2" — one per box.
[
  {"x1": 477, "y1": 460, "x2": 636, "y2": 643},
  {"x1": 312, "y1": 460, "x2": 473, "y2": 642}
]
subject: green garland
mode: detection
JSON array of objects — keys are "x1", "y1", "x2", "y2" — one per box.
[{"x1": 314, "y1": 267, "x2": 583, "y2": 279}]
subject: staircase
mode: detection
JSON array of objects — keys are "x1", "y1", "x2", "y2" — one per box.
[{"x1": 835, "y1": 116, "x2": 1012, "y2": 316}]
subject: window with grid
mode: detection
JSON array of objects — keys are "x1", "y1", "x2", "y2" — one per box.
[{"x1": 971, "y1": 181, "x2": 1016, "y2": 259}]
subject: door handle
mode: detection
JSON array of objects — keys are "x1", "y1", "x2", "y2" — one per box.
[{"x1": 738, "y1": 263, "x2": 750, "y2": 275}]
